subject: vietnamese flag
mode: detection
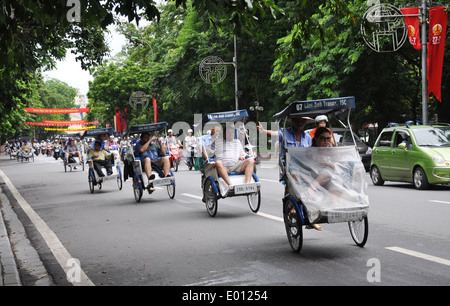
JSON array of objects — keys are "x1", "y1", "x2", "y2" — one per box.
[
  {"x1": 401, "y1": 7, "x2": 422, "y2": 50},
  {"x1": 427, "y1": 6, "x2": 448, "y2": 102}
]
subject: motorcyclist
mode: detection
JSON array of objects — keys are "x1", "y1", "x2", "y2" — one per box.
[{"x1": 184, "y1": 129, "x2": 197, "y2": 167}]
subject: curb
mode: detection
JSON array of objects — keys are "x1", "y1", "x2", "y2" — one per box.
[{"x1": 0, "y1": 193, "x2": 22, "y2": 286}]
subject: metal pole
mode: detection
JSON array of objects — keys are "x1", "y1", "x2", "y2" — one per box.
[
  {"x1": 421, "y1": 0, "x2": 428, "y2": 124},
  {"x1": 233, "y1": 35, "x2": 238, "y2": 110}
]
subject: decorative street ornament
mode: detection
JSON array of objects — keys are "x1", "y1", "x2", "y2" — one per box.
[
  {"x1": 129, "y1": 91, "x2": 150, "y2": 110},
  {"x1": 199, "y1": 56, "x2": 227, "y2": 84},
  {"x1": 361, "y1": 3, "x2": 407, "y2": 53}
]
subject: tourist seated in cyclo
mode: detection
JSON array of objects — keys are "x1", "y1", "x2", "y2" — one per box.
[
  {"x1": 65, "y1": 138, "x2": 83, "y2": 167},
  {"x1": 134, "y1": 132, "x2": 172, "y2": 188},
  {"x1": 210, "y1": 126, "x2": 255, "y2": 190},
  {"x1": 87, "y1": 140, "x2": 113, "y2": 177}
]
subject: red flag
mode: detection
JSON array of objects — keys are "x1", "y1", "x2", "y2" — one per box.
[
  {"x1": 152, "y1": 95, "x2": 157, "y2": 123},
  {"x1": 401, "y1": 7, "x2": 422, "y2": 50},
  {"x1": 427, "y1": 6, "x2": 448, "y2": 102}
]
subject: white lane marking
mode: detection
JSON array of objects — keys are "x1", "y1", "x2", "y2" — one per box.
[
  {"x1": 256, "y1": 211, "x2": 284, "y2": 222},
  {"x1": 0, "y1": 168, "x2": 95, "y2": 286},
  {"x1": 182, "y1": 193, "x2": 203, "y2": 200},
  {"x1": 259, "y1": 178, "x2": 280, "y2": 183},
  {"x1": 430, "y1": 200, "x2": 450, "y2": 205},
  {"x1": 386, "y1": 246, "x2": 450, "y2": 267},
  {"x1": 181, "y1": 193, "x2": 284, "y2": 222}
]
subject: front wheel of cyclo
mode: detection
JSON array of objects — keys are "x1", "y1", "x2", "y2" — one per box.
[
  {"x1": 283, "y1": 197, "x2": 303, "y2": 253},
  {"x1": 204, "y1": 179, "x2": 218, "y2": 217},
  {"x1": 167, "y1": 181, "x2": 175, "y2": 199},
  {"x1": 349, "y1": 216, "x2": 368, "y2": 247},
  {"x1": 133, "y1": 175, "x2": 143, "y2": 202},
  {"x1": 247, "y1": 190, "x2": 261, "y2": 213},
  {"x1": 88, "y1": 170, "x2": 95, "y2": 194}
]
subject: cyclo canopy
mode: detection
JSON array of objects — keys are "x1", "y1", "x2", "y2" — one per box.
[{"x1": 274, "y1": 97, "x2": 369, "y2": 224}]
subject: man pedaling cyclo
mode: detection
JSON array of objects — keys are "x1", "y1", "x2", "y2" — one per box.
[{"x1": 134, "y1": 132, "x2": 172, "y2": 191}]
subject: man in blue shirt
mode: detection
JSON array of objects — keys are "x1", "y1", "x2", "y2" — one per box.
[
  {"x1": 257, "y1": 117, "x2": 313, "y2": 157},
  {"x1": 134, "y1": 132, "x2": 171, "y2": 184}
]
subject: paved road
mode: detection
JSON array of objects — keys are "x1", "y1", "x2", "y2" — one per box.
[{"x1": 1, "y1": 153, "x2": 450, "y2": 287}]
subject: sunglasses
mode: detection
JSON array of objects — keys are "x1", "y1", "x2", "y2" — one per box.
[{"x1": 319, "y1": 136, "x2": 332, "y2": 141}]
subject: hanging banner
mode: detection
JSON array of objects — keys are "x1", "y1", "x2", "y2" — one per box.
[
  {"x1": 427, "y1": 6, "x2": 448, "y2": 102},
  {"x1": 44, "y1": 126, "x2": 97, "y2": 131},
  {"x1": 25, "y1": 121, "x2": 99, "y2": 126},
  {"x1": 42, "y1": 120, "x2": 87, "y2": 124},
  {"x1": 400, "y1": 7, "x2": 422, "y2": 50},
  {"x1": 24, "y1": 107, "x2": 90, "y2": 113}
]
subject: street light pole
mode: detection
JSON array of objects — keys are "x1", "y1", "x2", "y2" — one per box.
[
  {"x1": 420, "y1": 0, "x2": 428, "y2": 124},
  {"x1": 130, "y1": 36, "x2": 154, "y2": 62}
]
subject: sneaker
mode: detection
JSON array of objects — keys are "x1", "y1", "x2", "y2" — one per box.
[
  {"x1": 107, "y1": 172, "x2": 113, "y2": 176},
  {"x1": 149, "y1": 174, "x2": 155, "y2": 181}
]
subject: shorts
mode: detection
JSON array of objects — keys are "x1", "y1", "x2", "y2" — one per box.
[
  {"x1": 141, "y1": 156, "x2": 163, "y2": 169},
  {"x1": 224, "y1": 159, "x2": 245, "y2": 173}
]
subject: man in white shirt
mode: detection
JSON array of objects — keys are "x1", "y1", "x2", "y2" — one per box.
[{"x1": 211, "y1": 127, "x2": 254, "y2": 186}]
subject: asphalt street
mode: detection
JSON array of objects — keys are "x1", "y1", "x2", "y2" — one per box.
[{"x1": 1, "y1": 152, "x2": 450, "y2": 287}]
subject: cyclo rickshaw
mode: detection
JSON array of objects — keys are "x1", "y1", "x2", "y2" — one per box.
[
  {"x1": 82, "y1": 128, "x2": 123, "y2": 193},
  {"x1": 197, "y1": 110, "x2": 261, "y2": 217},
  {"x1": 274, "y1": 97, "x2": 369, "y2": 252},
  {"x1": 63, "y1": 137, "x2": 85, "y2": 172},
  {"x1": 125, "y1": 122, "x2": 176, "y2": 202}
]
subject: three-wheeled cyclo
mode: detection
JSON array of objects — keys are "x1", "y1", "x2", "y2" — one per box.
[
  {"x1": 273, "y1": 97, "x2": 369, "y2": 252},
  {"x1": 197, "y1": 110, "x2": 261, "y2": 217},
  {"x1": 125, "y1": 122, "x2": 176, "y2": 202},
  {"x1": 82, "y1": 128, "x2": 123, "y2": 193}
]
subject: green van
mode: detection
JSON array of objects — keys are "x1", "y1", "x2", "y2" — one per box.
[{"x1": 370, "y1": 124, "x2": 450, "y2": 189}]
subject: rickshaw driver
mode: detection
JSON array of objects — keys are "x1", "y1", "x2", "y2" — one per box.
[
  {"x1": 200, "y1": 124, "x2": 222, "y2": 159},
  {"x1": 257, "y1": 116, "x2": 313, "y2": 156},
  {"x1": 134, "y1": 132, "x2": 172, "y2": 187},
  {"x1": 212, "y1": 127, "x2": 255, "y2": 187}
]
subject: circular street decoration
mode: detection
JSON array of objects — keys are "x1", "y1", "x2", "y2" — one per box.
[
  {"x1": 129, "y1": 91, "x2": 150, "y2": 110},
  {"x1": 199, "y1": 56, "x2": 227, "y2": 84},
  {"x1": 361, "y1": 3, "x2": 407, "y2": 53}
]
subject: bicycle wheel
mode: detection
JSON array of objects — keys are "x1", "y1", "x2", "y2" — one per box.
[
  {"x1": 247, "y1": 190, "x2": 261, "y2": 213},
  {"x1": 204, "y1": 179, "x2": 218, "y2": 217},
  {"x1": 167, "y1": 181, "x2": 175, "y2": 199},
  {"x1": 88, "y1": 170, "x2": 95, "y2": 194},
  {"x1": 283, "y1": 197, "x2": 303, "y2": 252},
  {"x1": 133, "y1": 175, "x2": 143, "y2": 202},
  {"x1": 349, "y1": 215, "x2": 368, "y2": 247}
]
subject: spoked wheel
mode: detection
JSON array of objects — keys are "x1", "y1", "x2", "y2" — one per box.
[
  {"x1": 167, "y1": 181, "x2": 175, "y2": 199},
  {"x1": 116, "y1": 166, "x2": 122, "y2": 190},
  {"x1": 283, "y1": 197, "x2": 303, "y2": 253},
  {"x1": 247, "y1": 190, "x2": 261, "y2": 213},
  {"x1": 349, "y1": 215, "x2": 368, "y2": 247},
  {"x1": 117, "y1": 177, "x2": 123, "y2": 190},
  {"x1": 88, "y1": 170, "x2": 95, "y2": 194},
  {"x1": 204, "y1": 179, "x2": 218, "y2": 217},
  {"x1": 133, "y1": 175, "x2": 143, "y2": 202}
]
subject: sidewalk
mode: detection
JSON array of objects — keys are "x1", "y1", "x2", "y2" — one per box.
[
  {"x1": 0, "y1": 190, "x2": 21, "y2": 286},
  {"x1": 0, "y1": 160, "x2": 54, "y2": 286}
]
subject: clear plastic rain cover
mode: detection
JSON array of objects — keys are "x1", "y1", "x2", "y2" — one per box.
[{"x1": 286, "y1": 146, "x2": 369, "y2": 224}]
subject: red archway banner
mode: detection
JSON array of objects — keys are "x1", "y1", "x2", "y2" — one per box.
[
  {"x1": 42, "y1": 120, "x2": 87, "y2": 125},
  {"x1": 24, "y1": 107, "x2": 90, "y2": 113},
  {"x1": 25, "y1": 121, "x2": 99, "y2": 126}
]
